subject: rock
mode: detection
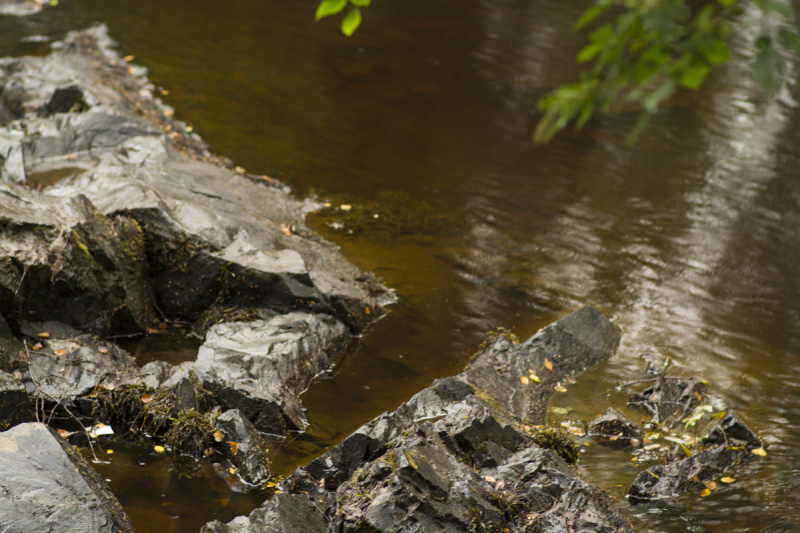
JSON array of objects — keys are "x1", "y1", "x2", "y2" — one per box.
[
  {"x1": 203, "y1": 306, "x2": 632, "y2": 533},
  {"x1": 215, "y1": 409, "x2": 271, "y2": 487},
  {"x1": 627, "y1": 376, "x2": 707, "y2": 425},
  {"x1": 0, "y1": 0, "x2": 44, "y2": 16},
  {"x1": 0, "y1": 422, "x2": 136, "y2": 532},
  {"x1": 194, "y1": 313, "x2": 351, "y2": 434},
  {"x1": 588, "y1": 407, "x2": 641, "y2": 450},
  {"x1": 703, "y1": 413, "x2": 762, "y2": 448},
  {"x1": 0, "y1": 370, "x2": 34, "y2": 430}
]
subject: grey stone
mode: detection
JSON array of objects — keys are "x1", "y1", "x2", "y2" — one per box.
[
  {"x1": 0, "y1": 422, "x2": 136, "y2": 532},
  {"x1": 588, "y1": 407, "x2": 642, "y2": 450},
  {"x1": 0, "y1": 370, "x2": 34, "y2": 431},
  {"x1": 215, "y1": 409, "x2": 271, "y2": 487}
]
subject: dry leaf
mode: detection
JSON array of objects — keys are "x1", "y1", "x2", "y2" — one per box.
[
  {"x1": 700, "y1": 488, "x2": 711, "y2": 497},
  {"x1": 228, "y1": 441, "x2": 240, "y2": 456},
  {"x1": 186, "y1": 126, "x2": 194, "y2": 133},
  {"x1": 235, "y1": 166, "x2": 246, "y2": 174},
  {"x1": 205, "y1": 448, "x2": 215, "y2": 457},
  {"x1": 555, "y1": 384, "x2": 567, "y2": 393},
  {"x1": 519, "y1": 376, "x2": 529, "y2": 385},
  {"x1": 365, "y1": 306, "x2": 371, "y2": 314},
  {"x1": 213, "y1": 430, "x2": 225, "y2": 443},
  {"x1": 482, "y1": 475, "x2": 496, "y2": 484},
  {"x1": 694, "y1": 391, "x2": 703, "y2": 401},
  {"x1": 495, "y1": 480, "x2": 505, "y2": 490},
  {"x1": 704, "y1": 481, "x2": 717, "y2": 490},
  {"x1": 543, "y1": 359, "x2": 553, "y2": 371},
  {"x1": 161, "y1": 89, "x2": 169, "y2": 95},
  {"x1": 53, "y1": 349, "x2": 66, "y2": 356},
  {"x1": 340, "y1": 204, "x2": 352, "y2": 211},
  {"x1": 98, "y1": 347, "x2": 109, "y2": 354},
  {"x1": 720, "y1": 477, "x2": 736, "y2": 484},
  {"x1": 280, "y1": 224, "x2": 292, "y2": 236},
  {"x1": 528, "y1": 372, "x2": 540, "y2": 383},
  {"x1": 57, "y1": 428, "x2": 70, "y2": 437},
  {"x1": 12, "y1": 371, "x2": 21, "y2": 380},
  {"x1": 106, "y1": 449, "x2": 114, "y2": 454},
  {"x1": 141, "y1": 393, "x2": 153, "y2": 404},
  {"x1": 752, "y1": 448, "x2": 767, "y2": 456},
  {"x1": 124, "y1": 55, "x2": 135, "y2": 62},
  {"x1": 38, "y1": 332, "x2": 50, "y2": 338},
  {"x1": 154, "y1": 445, "x2": 165, "y2": 453},
  {"x1": 32, "y1": 343, "x2": 43, "y2": 351}
]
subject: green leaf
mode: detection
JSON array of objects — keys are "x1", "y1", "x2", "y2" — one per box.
[
  {"x1": 351, "y1": 0, "x2": 371, "y2": 6},
  {"x1": 679, "y1": 62, "x2": 711, "y2": 89},
  {"x1": 778, "y1": 27, "x2": 800, "y2": 55},
  {"x1": 341, "y1": 8, "x2": 362, "y2": 37},
  {"x1": 753, "y1": 38, "x2": 784, "y2": 96},
  {"x1": 575, "y1": 4, "x2": 611, "y2": 30},
  {"x1": 589, "y1": 24, "x2": 614, "y2": 44},
  {"x1": 644, "y1": 78, "x2": 677, "y2": 111},
  {"x1": 717, "y1": 0, "x2": 738, "y2": 6},
  {"x1": 764, "y1": 0, "x2": 794, "y2": 20},
  {"x1": 702, "y1": 40, "x2": 730, "y2": 64},
  {"x1": 316, "y1": 0, "x2": 348, "y2": 21},
  {"x1": 576, "y1": 43, "x2": 602, "y2": 64}
]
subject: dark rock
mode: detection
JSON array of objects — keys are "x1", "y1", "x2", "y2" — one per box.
[
  {"x1": 215, "y1": 409, "x2": 271, "y2": 487},
  {"x1": 0, "y1": 370, "x2": 34, "y2": 430},
  {"x1": 703, "y1": 413, "x2": 763, "y2": 448},
  {"x1": 193, "y1": 313, "x2": 351, "y2": 434},
  {"x1": 588, "y1": 407, "x2": 642, "y2": 450},
  {"x1": 42, "y1": 85, "x2": 87, "y2": 115},
  {"x1": 0, "y1": 422, "x2": 136, "y2": 532},
  {"x1": 627, "y1": 376, "x2": 707, "y2": 425},
  {"x1": 203, "y1": 306, "x2": 632, "y2": 533}
]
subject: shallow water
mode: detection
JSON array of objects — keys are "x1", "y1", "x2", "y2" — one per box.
[{"x1": 4, "y1": 0, "x2": 800, "y2": 531}]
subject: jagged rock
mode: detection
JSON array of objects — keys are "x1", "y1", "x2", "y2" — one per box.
[
  {"x1": 0, "y1": 422, "x2": 136, "y2": 532},
  {"x1": 627, "y1": 376, "x2": 707, "y2": 425},
  {"x1": 193, "y1": 313, "x2": 351, "y2": 435},
  {"x1": 628, "y1": 411, "x2": 763, "y2": 503},
  {"x1": 215, "y1": 409, "x2": 271, "y2": 487},
  {"x1": 203, "y1": 306, "x2": 632, "y2": 533},
  {"x1": 0, "y1": 370, "x2": 34, "y2": 430},
  {"x1": 588, "y1": 407, "x2": 641, "y2": 450}
]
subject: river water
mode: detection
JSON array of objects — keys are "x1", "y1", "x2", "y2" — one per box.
[{"x1": 3, "y1": 0, "x2": 800, "y2": 531}]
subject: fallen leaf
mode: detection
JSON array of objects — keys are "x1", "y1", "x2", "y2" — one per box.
[
  {"x1": 280, "y1": 224, "x2": 292, "y2": 236},
  {"x1": 700, "y1": 488, "x2": 711, "y2": 497},
  {"x1": 228, "y1": 441, "x2": 240, "y2": 456},
  {"x1": 519, "y1": 376, "x2": 529, "y2": 385},
  {"x1": 365, "y1": 306, "x2": 371, "y2": 314},
  {"x1": 694, "y1": 391, "x2": 703, "y2": 401},
  {"x1": 340, "y1": 204, "x2": 352, "y2": 211},
  {"x1": 235, "y1": 166, "x2": 246, "y2": 174},
  {"x1": 305, "y1": 361, "x2": 312, "y2": 370},
  {"x1": 482, "y1": 475, "x2": 496, "y2": 484},
  {"x1": 543, "y1": 359, "x2": 553, "y2": 371},
  {"x1": 124, "y1": 55, "x2": 135, "y2": 62},
  {"x1": 32, "y1": 343, "x2": 43, "y2": 351},
  {"x1": 12, "y1": 371, "x2": 21, "y2": 380},
  {"x1": 704, "y1": 481, "x2": 717, "y2": 490},
  {"x1": 154, "y1": 445, "x2": 165, "y2": 453},
  {"x1": 229, "y1": 467, "x2": 235, "y2": 474},
  {"x1": 631, "y1": 457, "x2": 638, "y2": 462},
  {"x1": 57, "y1": 428, "x2": 70, "y2": 437},
  {"x1": 644, "y1": 444, "x2": 660, "y2": 451},
  {"x1": 141, "y1": 393, "x2": 153, "y2": 404},
  {"x1": 161, "y1": 89, "x2": 170, "y2": 96},
  {"x1": 38, "y1": 332, "x2": 50, "y2": 338},
  {"x1": 720, "y1": 477, "x2": 736, "y2": 484},
  {"x1": 163, "y1": 108, "x2": 174, "y2": 117},
  {"x1": 98, "y1": 347, "x2": 109, "y2": 354},
  {"x1": 528, "y1": 372, "x2": 540, "y2": 383},
  {"x1": 185, "y1": 126, "x2": 194, "y2": 133},
  {"x1": 752, "y1": 448, "x2": 767, "y2": 456},
  {"x1": 106, "y1": 449, "x2": 114, "y2": 454},
  {"x1": 205, "y1": 448, "x2": 215, "y2": 457},
  {"x1": 495, "y1": 479, "x2": 505, "y2": 490},
  {"x1": 53, "y1": 349, "x2": 66, "y2": 356},
  {"x1": 555, "y1": 384, "x2": 567, "y2": 393},
  {"x1": 213, "y1": 430, "x2": 225, "y2": 443}
]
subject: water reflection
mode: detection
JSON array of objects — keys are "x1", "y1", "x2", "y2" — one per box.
[{"x1": 4, "y1": 0, "x2": 800, "y2": 531}]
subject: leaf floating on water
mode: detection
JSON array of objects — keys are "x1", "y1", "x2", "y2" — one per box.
[
  {"x1": 555, "y1": 385, "x2": 567, "y2": 392},
  {"x1": 340, "y1": 204, "x2": 352, "y2": 211},
  {"x1": 106, "y1": 449, "x2": 114, "y2": 454},
  {"x1": 752, "y1": 448, "x2": 767, "y2": 456},
  {"x1": 543, "y1": 358, "x2": 553, "y2": 371},
  {"x1": 38, "y1": 332, "x2": 50, "y2": 338},
  {"x1": 520, "y1": 376, "x2": 529, "y2": 385},
  {"x1": 720, "y1": 477, "x2": 736, "y2": 484},
  {"x1": 704, "y1": 481, "x2": 717, "y2": 490},
  {"x1": 124, "y1": 55, "x2": 135, "y2": 62},
  {"x1": 700, "y1": 488, "x2": 711, "y2": 497},
  {"x1": 227, "y1": 441, "x2": 240, "y2": 456},
  {"x1": 154, "y1": 445, "x2": 166, "y2": 453},
  {"x1": 213, "y1": 430, "x2": 225, "y2": 443}
]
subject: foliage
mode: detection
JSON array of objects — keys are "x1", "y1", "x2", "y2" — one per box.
[
  {"x1": 316, "y1": 0, "x2": 371, "y2": 37},
  {"x1": 534, "y1": 0, "x2": 800, "y2": 144}
]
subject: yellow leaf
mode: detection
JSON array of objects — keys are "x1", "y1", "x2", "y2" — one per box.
[
  {"x1": 229, "y1": 467, "x2": 235, "y2": 474},
  {"x1": 38, "y1": 332, "x2": 50, "y2": 338},
  {"x1": 752, "y1": 448, "x2": 767, "y2": 456},
  {"x1": 106, "y1": 449, "x2": 114, "y2": 454},
  {"x1": 213, "y1": 430, "x2": 225, "y2": 442},
  {"x1": 154, "y1": 445, "x2": 165, "y2": 453},
  {"x1": 555, "y1": 384, "x2": 567, "y2": 393},
  {"x1": 720, "y1": 477, "x2": 736, "y2": 483},
  {"x1": 280, "y1": 224, "x2": 292, "y2": 236},
  {"x1": 700, "y1": 488, "x2": 711, "y2": 497},
  {"x1": 519, "y1": 376, "x2": 529, "y2": 385},
  {"x1": 340, "y1": 204, "x2": 352, "y2": 211},
  {"x1": 704, "y1": 481, "x2": 716, "y2": 490},
  {"x1": 543, "y1": 359, "x2": 553, "y2": 371},
  {"x1": 529, "y1": 373, "x2": 540, "y2": 383}
]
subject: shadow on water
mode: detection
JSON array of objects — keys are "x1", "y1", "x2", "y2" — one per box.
[{"x1": 4, "y1": 0, "x2": 800, "y2": 531}]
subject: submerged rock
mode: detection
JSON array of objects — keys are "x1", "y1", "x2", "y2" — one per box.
[
  {"x1": 588, "y1": 407, "x2": 641, "y2": 450},
  {"x1": 0, "y1": 422, "x2": 136, "y2": 532},
  {"x1": 203, "y1": 306, "x2": 633, "y2": 533},
  {"x1": 627, "y1": 376, "x2": 707, "y2": 425}
]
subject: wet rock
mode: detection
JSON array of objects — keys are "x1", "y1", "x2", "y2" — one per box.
[
  {"x1": 193, "y1": 313, "x2": 351, "y2": 434},
  {"x1": 215, "y1": 409, "x2": 271, "y2": 487},
  {"x1": 588, "y1": 407, "x2": 641, "y2": 450},
  {"x1": 0, "y1": 422, "x2": 136, "y2": 532},
  {"x1": 627, "y1": 376, "x2": 707, "y2": 425},
  {"x1": 41, "y1": 85, "x2": 88, "y2": 115},
  {"x1": 0, "y1": 0, "x2": 44, "y2": 17},
  {"x1": 0, "y1": 370, "x2": 34, "y2": 430},
  {"x1": 203, "y1": 306, "x2": 632, "y2": 533},
  {"x1": 702, "y1": 413, "x2": 762, "y2": 448}
]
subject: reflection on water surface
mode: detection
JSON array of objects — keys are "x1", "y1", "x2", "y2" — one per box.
[{"x1": 4, "y1": 0, "x2": 800, "y2": 531}]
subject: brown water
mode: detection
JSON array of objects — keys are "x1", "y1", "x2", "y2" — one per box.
[{"x1": 4, "y1": 0, "x2": 800, "y2": 531}]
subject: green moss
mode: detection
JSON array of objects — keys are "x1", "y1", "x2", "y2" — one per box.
[
  {"x1": 71, "y1": 228, "x2": 94, "y2": 262},
  {"x1": 114, "y1": 217, "x2": 146, "y2": 271},
  {"x1": 528, "y1": 426, "x2": 580, "y2": 465},
  {"x1": 164, "y1": 408, "x2": 215, "y2": 458}
]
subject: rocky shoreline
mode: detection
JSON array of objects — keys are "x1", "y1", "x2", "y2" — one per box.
[{"x1": 0, "y1": 23, "x2": 766, "y2": 533}]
